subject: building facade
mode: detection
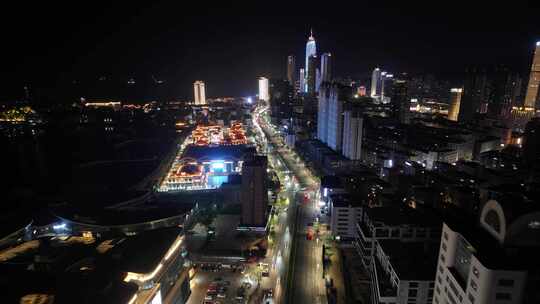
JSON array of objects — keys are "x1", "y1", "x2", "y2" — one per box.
[
  {"x1": 258, "y1": 77, "x2": 270, "y2": 102},
  {"x1": 342, "y1": 108, "x2": 363, "y2": 160},
  {"x1": 371, "y1": 68, "x2": 382, "y2": 97},
  {"x1": 524, "y1": 42, "x2": 540, "y2": 109},
  {"x1": 317, "y1": 86, "x2": 329, "y2": 143},
  {"x1": 392, "y1": 79, "x2": 410, "y2": 124},
  {"x1": 307, "y1": 55, "x2": 317, "y2": 94},
  {"x1": 433, "y1": 199, "x2": 540, "y2": 304},
  {"x1": 448, "y1": 88, "x2": 463, "y2": 121},
  {"x1": 321, "y1": 52, "x2": 333, "y2": 83},
  {"x1": 299, "y1": 68, "x2": 305, "y2": 94},
  {"x1": 241, "y1": 156, "x2": 268, "y2": 227},
  {"x1": 287, "y1": 55, "x2": 296, "y2": 87},
  {"x1": 327, "y1": 84, "x2": 345, "y2": 151},
  {"x1": 194, "y1": 80, "x2": 206, "y2": 105},
  {"x1": 305, "y1": 29, "x2": 317, "y2": 92},
  {"x1": 328, "y1": 194, "x2": 362, "y2": 241}
]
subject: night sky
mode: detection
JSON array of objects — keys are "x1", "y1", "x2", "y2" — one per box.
[{"x1": 2, "y1": 1, "x2": 539, "y2": 102}]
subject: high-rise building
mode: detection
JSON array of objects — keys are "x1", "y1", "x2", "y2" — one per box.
[
  {"x1": 342, "y1": 107, "x2": 363, "y2": 160},
  {"x1": 381, "y1": 72, "x2": 394, "y2": 100},
  {"x1": 317, "y1": 86, "x2": 329, "y2": 143},
  {"x1": 287, "y1": 55, "x2": 296, "y2": 86},
  {"x1": 392, "y1": 79, "x2": 410, "y2": 124},
  {"x1": 448, "y1": 88, "x2": 463, "y2": 121},
  {"x1": 370, "y1": 68, "x2": 382, "y2": 97},
  {"x1": 258, "y1": 77, "x2": 270, "y2": 102},
  {"x1": 241, "y1": 155, "x2": 268, "y2": 227},
  {"x1": 318, "y1": 83, "x2": 352, "y2": 151},
  {"x1": 316, "y1": 68, "x2": 321, "y2": 93},
  {"x1": 269, "y1": 79, "x2": 294, "y2": 120},
  {"x1": 524, "y1": 41, "x2": 540, "y2": 109},
  {"x1": 458, "y1": 66, "x2": 490, "y2": 122},
  {"x1": 299, "y1": 68, "x2": 305, "y2": 94},
  {"x1": 434, "y1": 199, "x2": 540, "y2": 304},
  {"x1": 193, "y1": 81, "x2": 206, "y2": 105},
  {"x1": 306, "y1": 55, "x2": 317, "y2": 94},
  {"x1": 321, "y1": 53, "x2": 333, "y2": 83},
  {"x1": 327, "y1": 85, "x2": 344, "y2": 151},
  {"x1": 305, "y1": 28, "x2": 317, "y2": 92}
]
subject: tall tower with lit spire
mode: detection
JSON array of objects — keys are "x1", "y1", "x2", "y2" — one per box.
[{"x1": 304, "y1": 28, "x2": 317, "y2": 92}]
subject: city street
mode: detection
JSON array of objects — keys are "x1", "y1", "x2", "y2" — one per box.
[
  {"x1": 250, "y1": 108, "x2": 297, "y2": 304},
  {"x1": 254, "y1": 105, "x2": 327, "y2": 304}
]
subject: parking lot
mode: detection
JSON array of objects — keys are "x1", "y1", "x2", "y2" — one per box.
[{"x1": 187, "y1": 264, "x2": 258, "y2": 304}]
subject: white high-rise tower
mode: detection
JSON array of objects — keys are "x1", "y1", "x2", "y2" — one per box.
[
  {"x1": 258, "y1": 77, "x2": 269, "y2": 102},
  {"x1": 193, "y1": 81, "x2": 206, "y2": 105},
  {"x1": 304, "y1": 28, "x2": 317, "y2": 92},
  {"x1": 370, "y1": 68, "x2": 381, "y2": 97}
]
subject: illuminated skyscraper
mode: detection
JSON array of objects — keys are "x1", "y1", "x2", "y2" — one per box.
[
  {"x1": 370, "y1": 68, "x2": 381, "y2": 97},
  {"x1": 258, "y1": 77, "x2": 270, "y2": 102},
  {"x1": 305, "y1": 29, "x2": 317, "y2": 92},
  {"x1": 193, "y1": 80, "x2": 206, "y2": 105},
  {"x1": 321, "y1": 52, "x2": 333, "y2": 82},
  {"x1": 299, "y1": 68, "x2": 305, "y2": 93},
  {"x1": 524, "y1": 41, "x2": 540, "y2": 109},
  {"x1": 448, "y1": 88, "x2": 463, "y2": 121},
  {"x1": 287, "y1": 55, "x2": 296, "y2": 86},
  {"x1": 381, "y1": 72, "x2": 393, "y2": 100}
]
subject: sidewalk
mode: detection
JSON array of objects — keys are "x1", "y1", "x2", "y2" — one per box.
[{"x1": 325, "y1": 242, "x2": 346, "y2": 304}]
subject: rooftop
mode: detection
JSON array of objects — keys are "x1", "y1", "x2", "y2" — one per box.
[
  {"x1": 111, "y1": 227, "x2": 182, "y2": 273},
  {"x1": 244, "y1": 155, "x2": 268, "y2": 167},
  {"x1": 330, "y1": 193, "x2": 363, "y2": 208},
  {"x1": 0, "y1": 227, "x2": 184, "y2": 303},
  {"x1": 320, "y1": 175, "x2": 343, "y2": 189},
  {"x1": 378, "y1": 239, "x2": 439, "y2": 281},
  {"x1": 365, "y1": 205, "x2": 442, "y2": 228},
  {"x1": 52, "y1": 202, "x2": 194, "y2": 227},
  {"x1": 182, "y1": 144, "x2": 250, "y2": 161}
]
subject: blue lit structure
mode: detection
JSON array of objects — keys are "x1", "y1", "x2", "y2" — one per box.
[{"x1": 304, "y1": 29, "x2": 317, "y2": 92}]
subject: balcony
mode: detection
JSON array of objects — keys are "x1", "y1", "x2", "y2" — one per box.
[
  {"x1": 372, "y1": 257, "x2": 397, "y2": 303},
  {"x1": 357, "y1": 221, "x2": 373, "y2": 242}
]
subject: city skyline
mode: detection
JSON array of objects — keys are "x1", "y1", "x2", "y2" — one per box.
[
  {"x1": 2, "y1": 3, "x2": 539, "y2": 101},
  {"x1": 2, "y1": 5, "x2": 540, "y2": 304}
]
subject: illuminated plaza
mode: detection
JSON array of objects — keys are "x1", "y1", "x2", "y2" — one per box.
[{"x1": 159, "y1": 122, "x2": 251, "y2": 191}]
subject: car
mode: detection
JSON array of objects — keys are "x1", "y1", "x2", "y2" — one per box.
[
  {"x1": 204, "y1": 294, "x2": 215, "y2": 301},
  {"x1": 217, "y1": 292, "x2": 227, "y2": 298},
  {"x1": 213, "y1": 277, "x2": 223, "y2": 282},
  {"x1": 222, "y1": 280, "x2": 231, "y2": 286}
]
